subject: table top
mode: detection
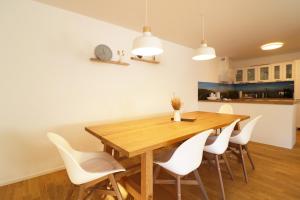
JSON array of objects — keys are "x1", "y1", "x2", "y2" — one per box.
[{"x1": 85, "y1": 111, "x2": 250, "y2": 157}]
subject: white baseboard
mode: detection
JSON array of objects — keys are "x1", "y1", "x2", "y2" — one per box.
[{"x1": 0, "y1": 165, "x2": 65, "y2": 187}]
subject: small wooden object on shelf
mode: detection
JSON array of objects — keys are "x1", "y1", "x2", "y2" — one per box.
[
  {"x1": 90, "y1": 58, "x2": 129, "y2": 66},
  {"x1": 130, "y1": 57, "x2": 160, "y2": 64}
]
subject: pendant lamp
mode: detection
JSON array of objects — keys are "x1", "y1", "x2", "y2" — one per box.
[
  {"x1": 192, "y1": 15, "x2": 216, "y2": 61},
  {"x1": 132, "y1": 0, "x2": 163, "y2": 57}
]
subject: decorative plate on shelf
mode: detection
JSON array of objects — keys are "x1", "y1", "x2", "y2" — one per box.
[{"x1": 95, "y1": 44, "x2": 113, "y2": 61}]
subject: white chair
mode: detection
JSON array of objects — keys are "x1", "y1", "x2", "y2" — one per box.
[
  {"x1": 229, "y1": 115, "x2": 262, "y2": 183},
  {"x1": 218, "y1": 104, "x2": 234, "y2": 114},
  {"x1": 216, "y1": 104, "x2": 234, "y2": 134},
  {"x1": 204, "y1": 119, "x2": 240, "y2": 200},
  {"x1": 47, "y1": 132, "x2": 125, "y2": 200},
  {"x1": 154, "y1": 129, "x2": 213, "y2": 200}
]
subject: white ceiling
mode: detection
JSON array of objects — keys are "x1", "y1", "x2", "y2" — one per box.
[{"x1": 36, "y1": 0, "x2": 300, "y2": 60}]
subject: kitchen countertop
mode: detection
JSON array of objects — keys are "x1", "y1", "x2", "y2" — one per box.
[{"x1": 199, "y1": 98, "x2": 300, "y2": 105}]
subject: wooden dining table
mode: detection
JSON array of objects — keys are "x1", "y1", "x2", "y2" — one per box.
[{"x1": 85, "y1": 111, "x2": 250, "y2": 200}]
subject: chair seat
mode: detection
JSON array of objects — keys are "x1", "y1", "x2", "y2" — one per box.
[
  {"x1": 204, "y1": 120, "x2": 240, "y2": 155},
  {"x1": 80, "y1": 152, "x2": 125, "y2": 173},
  {"x1": 204, "y1": 136, "x2": 218, "y2": 154},
  {"x1": 154, "y1": 148, "x2": 176, "y2": 163},
  {"x1": 73, "y1": 152, "x2": 125, "y2": 184},
  {"x1": 154, "y1": 147, "x2": 189, "y2": 176},
  {"x1": 205, "y1": 136, "x2": 217, "y2": 145},
  {"x1": 229, "y1": 130, "x2": 244, "y2": 144},
  {"x1": 154, "y1": 130, "x2": 212, "y2": 177}
]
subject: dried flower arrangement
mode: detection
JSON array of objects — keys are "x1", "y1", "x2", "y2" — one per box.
[{"x1": 171, "y1": 97, "x2": 182, "y2": 110}]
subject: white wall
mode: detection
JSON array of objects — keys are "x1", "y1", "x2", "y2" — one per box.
[
  {"x1": 297, "y1": 103, "x2": 300, "y2": 128},
  {"x1": 199, "y1": 102, "x2": 296, "y2": 149},
  {"x1": 231, "y1": 51, "x2": 300, "y2": 68},
  {"x1": 0, "y1": 0, "x2": 220, "y2": 186}
]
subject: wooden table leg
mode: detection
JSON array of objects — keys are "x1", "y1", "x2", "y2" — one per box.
[
  {"x1": 103, "y1": 144, "x2": 113, "y2": 155},
  {"x1": 114, "y1": 149, "x2": 120, "y2": 159},
  {"x1": 141, "y1": 151, "x2": 153, "y2": 200}
]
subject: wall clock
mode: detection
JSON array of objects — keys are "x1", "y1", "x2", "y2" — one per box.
[{"x1": 95, "y1": 44, "x2": 113, "y2": 61}]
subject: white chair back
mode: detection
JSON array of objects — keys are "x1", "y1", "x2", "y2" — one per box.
[
  {"x1": 231, "y1": 115, "x2": 262, "y2": 145},
  {"x1": 47, "y1": 132, "x2": 87, "y2": 185},
  {"x1": 207, "y1": 119, "x2": 240, "y2": 155},
  {"x1": 218, "y1": 104, "x2": 234, "y2": 114},
  {"x1": 163, "y1": 129, "x2": 213, "y2": 175}
]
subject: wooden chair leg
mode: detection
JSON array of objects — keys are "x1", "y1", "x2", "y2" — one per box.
[
  {"x1": 65, "y1": 185, "x2": 74, "y2": 200},
  {"x1": 222, "y1": 153, "x2": 234, "y2": 180},
  {"x1": 239, "y1": 145, "x2": 248, "y2": 183},
  {"x1": 203, "y1": 154, "x2": 213, "y2": 169},
  {"x1": 77, "y1": 185, "x2": 86, "y2": 200},
  {"x1": 193, "y1": 170, "x2": 209, "y2": 200},
  {"x1": 176, "y1": 176, "x2": 182, "y2": 200},
  {"x1": 215, "y1": 155, "x2": 226, "y2": 200},
  {"x1": 244, "y1": 145, "x2": 255, "y2": 170},
  {"x1": 154, "y1": 165, "x2": 161, "y2": 180},
  {"x1": 109, "y1": 174, "x2": 123, "y2": 200}
]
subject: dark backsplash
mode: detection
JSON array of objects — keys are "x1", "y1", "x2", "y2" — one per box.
[{"x1": 198, "y1": 81, "x2": 294, "y2": 100}]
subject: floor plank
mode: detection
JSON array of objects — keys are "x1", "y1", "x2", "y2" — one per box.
[{"x1": 1, "y1": 130, "x2": 300, "y2": 200}]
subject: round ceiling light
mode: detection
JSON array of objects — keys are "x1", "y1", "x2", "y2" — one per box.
[{"x1": 261, "y1": 42, "x2": 284, "y2": 51}]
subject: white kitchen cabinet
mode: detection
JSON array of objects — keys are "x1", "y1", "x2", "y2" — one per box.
[
  {"x1": 246, "y1": 67, "x2": 257, "y2": 83},
  {"x1": 234, "y1": 61, "x2": 296, "y2": 84},
  {"x1": 258, "y1": 65, "x2": 271, "y2": 82},
  {"x1": 235, "y1": 68, "x2": 245, "y2": 83},
  {"x1": 271, "y1": 64, "x2": 282, "y2": 81},
  {"x1": 282, "y1": 62, "x2": 294, "y2": 80}
]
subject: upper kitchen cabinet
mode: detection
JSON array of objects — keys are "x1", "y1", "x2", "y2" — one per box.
[
  {"x1": 258, "y1": 65, "x2": 270, "y2": 82},
  {"x1": 235, "y1": 68, "x2": 244, "y2": 83},
  {"x1": 234, "y1": 61, "x2": 296, "y2": 84},
  {"x1": 270, "y1": 62, "x2": 295, "y2": 82},
  {"x1": 283, "y1": 62, "x2": 294, "y2": 80},
  {"x1": 272, "y1": 64, "x2": 282, "y2": 81},
  {"x1": 246, "y1": 67, "x2": 257, "y2": 82}
]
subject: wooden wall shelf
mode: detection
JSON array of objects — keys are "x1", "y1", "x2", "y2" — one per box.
[
  {"x1": 90, "y1": 58, "x2": 129, "y2": 66},
  {"x1": 130, "y1": 57, "x2": 160, "y2": 64}
]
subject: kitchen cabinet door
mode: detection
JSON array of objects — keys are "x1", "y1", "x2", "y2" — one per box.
[
  {"x1": 235, "y1": 69, "x2": 244, "y2": 83},
  {"x1": 258, "y1": 66, "x2": 270, "y2": 82},
  {"x1": 246, "y1": 67, "x2": 257, "y2": 82},
  {"x1": 272, "y1": 64, "x2": 282, "y2": 81},
  {"x1": 283, "y1": 63, "x2": 294, "y2": 80}
]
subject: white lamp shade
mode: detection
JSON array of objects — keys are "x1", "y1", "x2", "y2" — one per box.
[
  {"x1": 192, "y1": 43, "x2": 216, "y2": 61},
  {"x1": 132, "y1": 32, "x2": 163, "y2": 57}
]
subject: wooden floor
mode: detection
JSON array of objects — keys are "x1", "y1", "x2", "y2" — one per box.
[{"x1": 1, "y1": 130, "x2": 300, "y2": 200}]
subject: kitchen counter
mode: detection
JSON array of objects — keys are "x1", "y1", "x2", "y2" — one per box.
[
  {"x1": 199, "y1": 98, "x2": 300, "y2": 105},
  {"x1": 198, "y1": 100, "x2": 298, "y2": 149}
]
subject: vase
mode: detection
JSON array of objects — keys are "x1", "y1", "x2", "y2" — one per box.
[{"x1": 174, "y1": 110, "x2": 181, "y2": 122}]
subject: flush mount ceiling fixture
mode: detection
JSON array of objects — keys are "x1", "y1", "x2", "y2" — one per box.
[
  {"x1": 192, "y1": 15, "x2": 216, "y2": 61},
  {"x1": 131, "y1": 0, "x2": 163, "y2": 57},
  {"x1": 261, "y1": 42, "x2": 284, "y2": 51}
]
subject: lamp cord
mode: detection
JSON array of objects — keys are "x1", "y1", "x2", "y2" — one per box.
[
  {"x1": 201, "y1": 15, "x2": 205, "y2": 42},
  {"x1": 145, "y1": 0, "x2": 149, "y2": 26}
]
